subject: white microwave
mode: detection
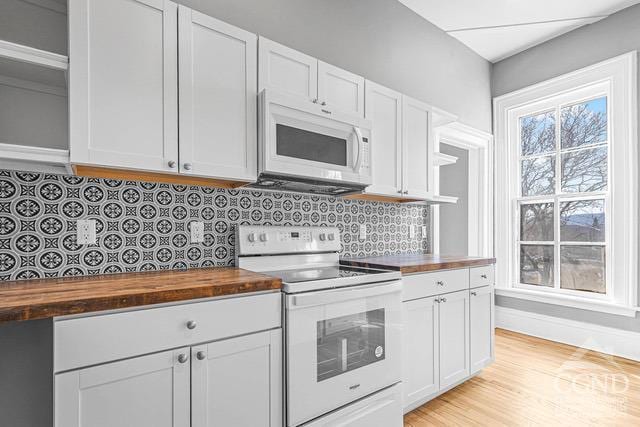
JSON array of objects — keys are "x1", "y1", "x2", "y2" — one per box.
[{"x1": 255, "y1": 89, "x2": 372, "y2": 195}]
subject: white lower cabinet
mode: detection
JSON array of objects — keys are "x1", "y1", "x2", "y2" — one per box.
[
  {"x1": 403, "y1": 296, "x2": 439, "y2": 408},
  {"x1": 191, "y1": 329, "x2": 282, "y2": 427},
  {"x1": 438, "y1": 290, "x2": 470, "y2": 389},
  {"x1": 54, "y1": 293, "x2": 282, "y2": 427},
  {"x1": 402, "y1": 267, "x2": 493, "y2": 413},
  {"x1": 55, "y1": 348, "x2": 191, "y2": 427},
  {"x1": 470, "y1": 285, "x2": 494, "y2": 374}
]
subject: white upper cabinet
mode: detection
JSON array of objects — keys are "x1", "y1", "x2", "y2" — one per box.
[
  {"x1": 191, "y1": 329, "x2": 282, "y2": 427},
  {"x1": 318, "y1": 61, "x2": 364, "y2": 117},
  {"x1": 364, "y1": 80, "x2": 402, "y2": 196},
  {"x1": 55, "y1": 348, "x2": 190, "y2": 427},
  {"x1": 69, "y1": 0, "x2": 179, "y2": 173},
  {"x1": 438, "y1": 289, "x2": 470, "y2": 390},
  {"x1": 258, "y1": 37, "x2": 364, "y2": 116},
  {"x1": 258, "y1": 36, "x2": 317, "y2": 101},
  {"x1": 402, "y1": 95, "x2": 434, "y2": 200},
  {"x1": 178, "y1": 7, "x2": 257, "y2": 181},
  {"x1": 470, "y1": 285, "x2": 494, "y2": 374}
]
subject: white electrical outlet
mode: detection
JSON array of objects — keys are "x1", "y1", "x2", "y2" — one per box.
[
  {"x1": 190, "y1": 221, "x2": 205, "y2": 243},
  {"x1": 409, "y1": 225, "x2": 416, "y2": 239},
  {"x1": 359, "y1": 224, "x2": 367, "y2": 241},
  {"x1": 76, "y1": 220, "x2": 96, "y2": 245}
]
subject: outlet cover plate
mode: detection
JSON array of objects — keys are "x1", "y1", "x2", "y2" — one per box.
[
  {"x1": 76, "y1": 219, "x2": 96, "y2": 245},
  {"x1": 191, "y1": 221, "x2": 205, "y2": 243}
]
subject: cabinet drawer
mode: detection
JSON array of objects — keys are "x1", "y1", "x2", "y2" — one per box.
[
  {"x1": 402, "y1": 269, "x2": 469, "y2": 301},
  {"x1": 469, "y1": 265, "x2": 494, "y2": 288},
  {"x1": 54, "y1": 292, "x2": 281, "y2": 372}
]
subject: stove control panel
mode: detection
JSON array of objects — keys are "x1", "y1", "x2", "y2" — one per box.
[{"x1": 236, "y1": 225, "x2": 341, "y2": 255}]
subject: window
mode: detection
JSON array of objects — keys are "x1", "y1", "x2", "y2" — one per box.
[
  {"x1": 494, "y1": 53, "x2": 637, "y2": 315},
  {"x1": 517, "y1": 97, "x2": 608, "y2": 296}
]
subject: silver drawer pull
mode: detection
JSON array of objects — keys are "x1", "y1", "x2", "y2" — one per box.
[
  {"x1": 186, "y1": 320, "x2": 197, "y2": 330},
  {"x1": 196, "y1": 351, "x2": 206, "y2": 361},
  {"x1": 177, "y1": 353, "x2": 188, "y2": 364},
  {"x1": 481, "y1": 274, "x2": 488, "y2": 279},
  {"x1": 436, "y1": 280, "x2": 445, "y2": 286}
]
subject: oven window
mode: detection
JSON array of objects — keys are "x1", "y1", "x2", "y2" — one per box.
[
  {"x1": 276, "y1": 124, "x2": 347, "y2": 166},
  {"x1": 316, "y1": 308, "x2": 385, "y2": 382}
]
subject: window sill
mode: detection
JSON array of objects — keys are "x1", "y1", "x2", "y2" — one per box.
[{"x1": 495, "y1": 288, "x2": 640, "y2": 317}]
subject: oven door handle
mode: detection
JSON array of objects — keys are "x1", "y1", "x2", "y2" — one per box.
[{"x1": 289, "y1": 280, "x2": 402, "y2": 308}]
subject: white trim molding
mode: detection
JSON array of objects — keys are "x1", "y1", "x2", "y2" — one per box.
[
  {"x1": 496, "y1": 306, "x2": 640, "y2": 362},
  {"x1": 432, "y1": 122, "x2": 494, "y2": 257},
  {"x1": 493, "y1": 52, "x2": 638, "y2": 313}
]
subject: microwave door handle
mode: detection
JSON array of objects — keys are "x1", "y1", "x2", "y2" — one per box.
[{"x1": 353, "y1": 126, "x2": 364, "y2": 172}]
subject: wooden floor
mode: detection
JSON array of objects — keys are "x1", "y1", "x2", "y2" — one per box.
[{"x1": 404, "y1": 329, "x2": 640, "y2": 426}]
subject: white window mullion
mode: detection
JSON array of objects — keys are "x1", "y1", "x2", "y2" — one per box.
[{"x1": 554, "y1": 105, "x2": 562, "y2": 291}]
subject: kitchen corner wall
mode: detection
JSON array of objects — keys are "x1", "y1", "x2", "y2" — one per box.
[{"x1": 0, "y1": 170, "x2": 429, "y2": 280}]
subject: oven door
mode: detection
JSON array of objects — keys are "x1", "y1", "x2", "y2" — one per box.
[
  {"x1": 285, "y1": 280, "x2": 402, "y2": 426},
  {"x1": 259, "y1": 89, "x2": 372, "y2": 185}
]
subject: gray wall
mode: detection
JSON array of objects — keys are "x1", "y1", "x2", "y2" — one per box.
[
  {"x1": 491, "y1": 4, "x2": 640, "y2": 330},
  {"x1": 179, "y1": 0, "x2": 492, "y2": 132},
  {"x1": 439, "y1": 144, "x2": 469, "y2": 255}
]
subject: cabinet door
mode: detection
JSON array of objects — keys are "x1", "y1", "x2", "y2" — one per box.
[
  {"x1": 438, "y1": 289, "x2": 470, "y2": 389},
  {"x1": 258, "y1": 36, "x2": 318, "y2": 101},
  {"x1": 317, "y1": 61, "x2": 364, "y2": 117},
  {"x1": 402, "y1": 95, "x2": 434, "y2": 199},
  {"x1": 191, "y1": 329, "x2": 282, "y2": 427},
  {"x1": 402, "y1": 296, "x2": 439, "y2": 411},
  {"x1": 69, "y1": 0, "x2": 179, "y2": 173},
  {"x1": 178, "y1": 7, "x2": 257, "y2": 181},
  {"x1": 364, "y1": 81, "x2": 402, "y2": 197},
  {"x1": 470, "y1": 286, "x2": 494, "y2": 374},
  {"x1": 55, "y1": 348, "x2": 190, "y2": 427}
]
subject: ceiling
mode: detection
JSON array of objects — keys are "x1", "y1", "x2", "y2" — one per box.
[{"x1": 398, "y1": 0, "x2": 640, "y2": 62}]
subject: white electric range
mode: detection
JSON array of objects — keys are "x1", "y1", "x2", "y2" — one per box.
[{"x1": 236, "y1": 225, "x2": 403, "y2": 427}]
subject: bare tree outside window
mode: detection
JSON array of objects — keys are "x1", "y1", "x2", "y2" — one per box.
[{"x1": 518, "y1": 97, "x2": 608, "y2": 294}]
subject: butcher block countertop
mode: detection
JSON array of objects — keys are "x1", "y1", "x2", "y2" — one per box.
[
  {"x1": 0, "y1": 268, "x2": 281, "y2": 323},
  {"x1": 341, "y1": 254, "x2": 496, "y2": 274}
]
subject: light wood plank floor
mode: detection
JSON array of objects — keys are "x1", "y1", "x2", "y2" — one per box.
[{"x1": 404, "y1": 329, "x2": 640, "y2": 426}]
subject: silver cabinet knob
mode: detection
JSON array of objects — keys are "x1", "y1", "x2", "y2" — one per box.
[
  {"x1": 186, "y1": 320, "x2": 197, "y2": 330},
  {"x1": 403, "y1": 191, "x2": 409, "y2": 194},
  {"x1": 397, "y1": 190, "x2": 403, "y2": 194},
  {"x1": 178, "y1": 353, "x2": 188, "y2": 364},
  {"x1": 312, "y1": 98, "x2": 318, "y2": 104},
  {"x1": 321, "y1": 101, "x2": 327, "y2": 106},
  {"x1": 436, "y1": 280, "x2": 445, "y2": 286},
  {"x1": 196, "y1": 351, "x2": 206, "y2": 361},
  {"x1": 434, "y1": 298, "x2": 440, "y2": 303},
  {"x1": 168, "y1": 160, "x2": 176, "y2": 169},
  {"x1": 441, "y1": 297, "x2": 447, "y2": 303},
  {"x1": 183, "y1": 163, "x2": 193, "y2": 171},
  {"x1": 471, "y1": 291, "x2": 477, "y2": 296},
  {"x1": 481, "y1": 274, "x2": 488, "y2": 279}
]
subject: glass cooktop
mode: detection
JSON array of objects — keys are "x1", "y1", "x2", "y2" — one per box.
[{"x1": 263, "y1": 265, "x2": 390, "y2": 284}]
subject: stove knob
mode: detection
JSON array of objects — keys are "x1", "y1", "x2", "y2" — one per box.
[
  {"x1": 319, "y1": 233, "x2": 326, "y2": 241},
  {"x1": 328, "y1": 233, "x2": 335, "y2": 241},
  {"x1": 259, "y1": 233, "x2": 268, "y2": 242},
  {"x1": 247, "y1": 233, "x2": 257, "y2": 243}
]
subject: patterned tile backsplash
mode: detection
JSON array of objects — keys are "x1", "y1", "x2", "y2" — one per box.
[{"x1": 0, "y1": 170, "x2": 430, "y2": 281}]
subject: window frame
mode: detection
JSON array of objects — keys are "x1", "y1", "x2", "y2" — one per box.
[
  {"x1": 494, "y1": 52, "x2": 638, "y2": 316},
  {"x1": 514, "y1": 88, "x2": 611, "y2": 301}
]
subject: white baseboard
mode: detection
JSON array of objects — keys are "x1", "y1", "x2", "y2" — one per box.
[{"x1": 495, "y1": 306, "x2": 640, "y2": 362}]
